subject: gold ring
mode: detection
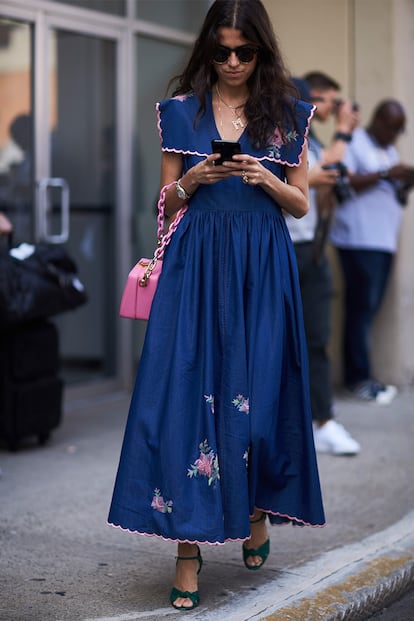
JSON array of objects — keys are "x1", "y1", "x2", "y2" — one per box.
[{"x1": 242, "y1": 170, "x2": 249, "y2": 184}]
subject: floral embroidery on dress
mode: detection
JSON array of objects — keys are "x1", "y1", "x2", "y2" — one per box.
[
  {"x1": 151, "y1": 488, "x2": 173, "y2": 514},
  {"x1": 232, "y1": 394, "x2": 250, "y2": 414},
  {"x1": 204, "y1": 394, "x2": 215, "y2": 414},
  {"x1": 267, "y1": 126, "x2": 299, "y2": 159},
  {"x1": 187, "y1": 439, "x2": 220, "y2": 486},
  {"x1": 172, "y1": 94, "x2": 188, "y2": 102},
  {"x1": 243, "y1": 448, "x2": 250, "y2": 468}
]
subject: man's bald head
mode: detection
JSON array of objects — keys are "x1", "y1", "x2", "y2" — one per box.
[{"x1": 369, "y1": 99, "x2": 406, "y2": 146}]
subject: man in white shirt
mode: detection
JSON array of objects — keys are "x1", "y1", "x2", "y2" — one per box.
[
  {"x1": 286, "y1": 74, "x2": 360, "y2": 455},
  {"x1": 330, "y1": 100, "x2": 414, "y2": 402}
]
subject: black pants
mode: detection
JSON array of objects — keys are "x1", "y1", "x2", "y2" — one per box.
[{"x1": 294, "y1": 242, "x2": 334, "y2": 422}]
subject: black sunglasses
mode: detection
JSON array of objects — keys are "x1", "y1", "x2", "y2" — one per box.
[{"x1": 212, "y1": 45, "x2": 259, "y2": 64}]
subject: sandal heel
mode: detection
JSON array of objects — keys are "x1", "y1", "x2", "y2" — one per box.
[
  {"x1": 242, "y1": 512, "x2": 270, "y2": 571},
  {"x1": 170, "y1": 546, "x2": 203, "y2": 611}
]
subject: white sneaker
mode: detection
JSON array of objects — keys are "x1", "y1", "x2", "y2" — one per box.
[
  {"x1": 372, "y1": 382, "x2": 398, "y2": 405},
  {"x1": 349, "y1": 380, "x2": 398, "y2": 405},
  {"x1": 313, "y1": 420, "x2": 361, "y2": 456}
]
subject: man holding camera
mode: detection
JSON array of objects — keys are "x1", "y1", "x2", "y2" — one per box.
[
  {"x1": 286, "y1": 72, "x2": 360, "y2": 456},
  {"x1": 330, "y1": 100, "x2": 414, "y2": 403}
]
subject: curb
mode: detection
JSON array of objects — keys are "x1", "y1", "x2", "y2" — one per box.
[
  {"x1": 322, "y1": 559, "x2": 414, "y2": 621},
  {"x1": 260, "y1": 554, "x2": 414, "y2": 621},
  {"x1": 193, "y1": 511, "x2": 414, "y2": 621},
  {"x1": 259, "y1": 511, "x2": 414, "y2": 621}
]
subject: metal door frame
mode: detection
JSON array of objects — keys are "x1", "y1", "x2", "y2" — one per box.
[
  {"x1": 0, "y1": 0, "x2": 133, "y2": 396},
  {"x1": 0, "y1": 0, "x2": 198, "y2": 398}
]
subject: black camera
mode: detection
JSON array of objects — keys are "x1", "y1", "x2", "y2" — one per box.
[
  {"x1": 334, "y1": 98, "x2": 359, "y2": 112},
  {"x1": 384, "y1": 178, "x2": 411, "y2": 207},
  {"x1": 322, "y1": 161, "x2": 354, "y2": 203}
]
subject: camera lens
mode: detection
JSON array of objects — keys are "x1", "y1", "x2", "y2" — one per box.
[{"x1": 322, "y1": 162, "x2": 354, "y2": 203}]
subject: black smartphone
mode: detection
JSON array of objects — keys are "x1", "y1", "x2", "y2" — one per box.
[{"x1": 211, "y1": 139, "x2": 241, "y2": 165}]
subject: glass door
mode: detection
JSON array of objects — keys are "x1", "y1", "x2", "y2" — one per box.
[
  {"x1": 0, "y1": 11, "x2": 119, "y2": 388},
  {"x1": 46, "y1": 28, "x2": 117, "y2": 385}
]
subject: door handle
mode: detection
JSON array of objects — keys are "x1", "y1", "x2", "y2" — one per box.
[{"x1": 36, "y1": 177, "x2": 69, "y2": 243}]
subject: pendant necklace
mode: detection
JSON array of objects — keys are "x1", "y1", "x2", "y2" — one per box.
[{"x1": 216, "y1": 84, "x2": 247, "y2": 131}]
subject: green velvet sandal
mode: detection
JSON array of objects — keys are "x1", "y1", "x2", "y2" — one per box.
[
  {"x1": 243, "y1": 513, "x2": 270, "y2": 571},
  {"x1": 170, "y1": 546, "x2": 203, "y2": 611}
]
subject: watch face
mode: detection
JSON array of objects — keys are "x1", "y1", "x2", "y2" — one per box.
[{"x1": 176, "y1": 182, "x2": 186, "y2": 199}]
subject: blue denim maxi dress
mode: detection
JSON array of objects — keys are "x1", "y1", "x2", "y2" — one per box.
[{"x1": 108, "y1": 92, "x2": 325, "y2": 544}]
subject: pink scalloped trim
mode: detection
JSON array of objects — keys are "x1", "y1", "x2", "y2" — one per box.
[
  {"x1": 156, "y1": 103, "x2": 209, "y2": 157},
  {"x1": 295, "y1": 103, "x2": 316, "y2": 167},
  {"x1": 163, "y1": 146, "x2": 210, "y2": 157},
  {"x1": 156, "y1": 102, "x2": 316, "y2": 167},
  {"x1": 255, "y1": 507, "x2": 325, "y2": 528},
  {"x1": 108, "y1": 505, "x2": 325, "y2": 544},
  {"x1": 107, "y1": 521, "x2": 247, "y2": 545},
  {"x1": 156, "y1": 102, "x2": 163, "y2": 146}
]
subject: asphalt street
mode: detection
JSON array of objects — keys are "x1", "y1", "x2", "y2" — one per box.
[
  {"x1": 1, "y1": 386, "x2": 414, "y2": 620},
  {"x1": 367, "y1": 587, "x2": 414, "y2": 620}
]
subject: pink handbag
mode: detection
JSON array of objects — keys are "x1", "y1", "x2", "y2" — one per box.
[{"x1": 119, "y1": 182, "x2": 187, "y2": 320}]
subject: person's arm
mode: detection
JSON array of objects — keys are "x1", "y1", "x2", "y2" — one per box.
[
  {"x1": 308, "y1": 162, "x2": 337, "y2": 188},
  {"x1": 0, "y1": 212, "x2": 13, "y2": 235},
  {"x1": 321, "y1": 100, "x2": 359, "y2": 165},
  {"x1": 349, "y1": 164, "x2": 414, "y2": 193},
  {"x1": 160, "y1": 150, "x2": 235, "y2": 217},
  {"x1": 160, "y1": 151, "x2": 188, "y2": 217},
  {"x1": 228, "y1": 143, "x2": 310, "y2": 218}
]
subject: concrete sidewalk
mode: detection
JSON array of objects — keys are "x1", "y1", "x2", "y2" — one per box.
[{"x1": 1, "y1": 387, "x2": 413, "y2": 621}]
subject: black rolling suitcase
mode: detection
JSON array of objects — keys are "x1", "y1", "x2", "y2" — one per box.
[{"x1": 0, "y1": 319, "x2": 63, "y2": 451}]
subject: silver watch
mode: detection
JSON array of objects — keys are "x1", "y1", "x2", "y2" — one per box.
[{"x1": 176, "y1": 178, "x2": 191, "y2": 200}]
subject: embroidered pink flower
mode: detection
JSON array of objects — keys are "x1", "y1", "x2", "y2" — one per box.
[
  {"x1": 267, "y1": 128, "x2": 298, "y2": 160},
  {"x1": 194, "y1": 452, "x2": 213, "y2": 477},
  {"x1": 151, "y1": 488, "x2": 173, "y2": 513},
  {"x1": 232, "y1": 394, "x2": 250, "y2": 414},
  {"x1": 188, "y1": 439, "x2": 220, "y2": 486},
  {"x1": 172, "y1": 94, "x2": 188, "y2": 102},
  {"x1": 272, "y1": 127, "x2": 284, "y2": 148}
]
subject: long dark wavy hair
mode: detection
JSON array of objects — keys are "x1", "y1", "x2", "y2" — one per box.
[{"x1": 170, "y1": 0, "x2": 297, "y2": 148}]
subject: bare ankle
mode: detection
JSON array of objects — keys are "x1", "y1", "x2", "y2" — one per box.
[{"x1": 177, "y1": 542, "x2": 198, "y2": 557}]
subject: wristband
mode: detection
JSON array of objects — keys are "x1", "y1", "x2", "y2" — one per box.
[
  {"x1": 379, "y1": 169, "x2": 390, "y2": 180},
  {"x1": 334, "y1": 131, "x2": 352, "y2": 142}
]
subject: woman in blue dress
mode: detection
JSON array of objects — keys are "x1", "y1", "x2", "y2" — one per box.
[{"x1": 109, "y1": 0, "x2": 325, "y2": 611}]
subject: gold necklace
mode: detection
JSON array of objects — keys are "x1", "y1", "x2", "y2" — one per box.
[{"x1": 216, "y1": 85, "x2": 247, "y2": 131}]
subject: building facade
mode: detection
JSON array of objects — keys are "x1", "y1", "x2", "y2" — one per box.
[
  {"x1": 264, "y1": 0, "x2": 414, "y2": 387},
  {"x1": 1, "y1": 0, "x2": 413, "y2": 398}
]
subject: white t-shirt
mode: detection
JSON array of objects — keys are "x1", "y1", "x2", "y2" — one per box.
[
  {"x1": 285, "y1": 145, "x2": 318, "y2": 243},
  {"x1": 329, "y1": 128, "x2": 402, "y2": 253}
]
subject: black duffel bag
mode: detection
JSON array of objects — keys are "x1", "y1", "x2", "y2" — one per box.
[{"x1": 0, "y1": 242, "x2": 88, "y2": 324}]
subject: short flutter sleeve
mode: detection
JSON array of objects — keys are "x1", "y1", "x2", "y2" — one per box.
[
  {"x1": 261, "y1": 99, "x2": 315, "y2": 167},
  {"x1": 156, "y1": 94, "x2": 209, "y2": 157}
]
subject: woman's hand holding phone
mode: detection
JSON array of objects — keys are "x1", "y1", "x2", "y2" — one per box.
[
  {"x1": 178, "y1": 140, "x2": 250, "y2": 192},
  {"x1": 211, "y1": 140, "x2": 242, "y2": 165}
]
